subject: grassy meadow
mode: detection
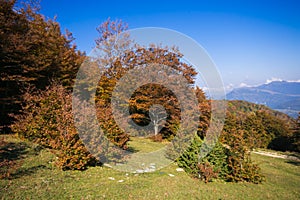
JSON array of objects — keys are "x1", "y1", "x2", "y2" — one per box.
[{"x1": 0, "y1": 134, "x2": 299, "y2": 200}]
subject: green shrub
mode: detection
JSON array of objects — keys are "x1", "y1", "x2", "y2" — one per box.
[
  {"x1": 177, "y1": 134, "x2": 228, "y2": 182},
  {"x1": 177, "y1": 134, "x2": 203, "y2": 176}
]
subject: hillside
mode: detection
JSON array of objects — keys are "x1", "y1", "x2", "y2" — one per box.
[
  {"x1": 226, "y1": 100, "x2": 295, "y2": 125},
  {"x1": 226, "y1": 81, "x2": 300, "y2": 118}
]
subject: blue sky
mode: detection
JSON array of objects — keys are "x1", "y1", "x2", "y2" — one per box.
[{"x1": 38, "y1": 0, "x2": 300, "y2": 90}]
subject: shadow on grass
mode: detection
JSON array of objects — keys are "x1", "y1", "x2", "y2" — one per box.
[
  {"x1": 0, "y1": 141, "x2": 29, "y2": 161},
  {"x1": 285, "y1": 152, "x2": 300, "y2": 166},
  {"x1": 286, "y1": 160, "x2": 300, "y2": 166},
  {"x1": 126, "y1": 146, "x2": 139, "y2": 153},
  {"x1": 10, "y1": 165, "x2": 48, "y2": 179},
  {"x1": 0, "y1": 137, "x2": 44, "y2": 179}
]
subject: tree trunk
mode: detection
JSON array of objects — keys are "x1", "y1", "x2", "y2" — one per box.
[{"x1": 154, "y1": 123, "x2": 158, "y2": 136}]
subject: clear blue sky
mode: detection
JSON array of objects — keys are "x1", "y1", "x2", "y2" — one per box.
[{"x1": 38, "y1": 0, "x2": 300, "y2": 90}]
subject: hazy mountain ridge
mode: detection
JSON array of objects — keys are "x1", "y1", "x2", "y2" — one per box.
[
  {"x1": 226, "y1": 81, "x2": 300, "y2": 118},
  {"x1": 257, "y1": 81, "x2": 300, "y2": 95}
]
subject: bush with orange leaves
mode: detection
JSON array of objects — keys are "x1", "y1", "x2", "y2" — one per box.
[{"x1": 11, "y1": 83, "x2": 97, "y2": 170}]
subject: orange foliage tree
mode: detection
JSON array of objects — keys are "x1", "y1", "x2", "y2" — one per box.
[{"x1": 0, "y1": 0, "x2": 84, "y2": 133}]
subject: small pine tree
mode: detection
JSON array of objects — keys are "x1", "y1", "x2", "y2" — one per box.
[
  {"x1": 177, "y1": 134, "x2": 203, "y2": 176},
  {"x1": 177, "y1": 134, "x2": 229, "y2": 182}
]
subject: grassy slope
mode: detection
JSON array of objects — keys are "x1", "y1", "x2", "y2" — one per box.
[{"x1": 0, "y1": 135, "x2": 299, "y2": 200}]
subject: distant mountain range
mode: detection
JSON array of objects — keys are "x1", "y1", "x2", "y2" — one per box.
[{"x1": 226, "y1": 81, "x2": 300, "y2": 118}]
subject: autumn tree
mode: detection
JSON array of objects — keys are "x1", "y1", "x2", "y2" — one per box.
[
  {"x1": 97, "y1": 46, "x2": 198, "y2": 140},
  {"x1": 90, "y1": 19, "x2": 132, "y2": 148},
  {"x1": 0, "y1": 0, "x2": 83, "y2": 133},
  {"x1": 195, "y1": 86, "x2": 211, "y2": 139},
  {"x1": 243, "y1": 112, "x2": 268, "y2": 149},
  {"x1": 92, "y1": 18, "x2": 199, "y2": 144},
  {"x1": 220, "y1": 113, "x2": 264, "y2": 183}
]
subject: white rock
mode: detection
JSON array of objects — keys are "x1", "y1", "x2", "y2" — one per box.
[
  {"x1": 136, "y1": 169, "x2": 144, "y2": 173},
  {"x1": 108, "y1": 177, "x2": 115, "y2": 180},
  {"x1": 176, "y1": 168, "x2": 184, "y2": 172},
  {"x1": 168, "y1": 173, "x2": 175, "y2": 177},
  {"x1": 118, "y1": 180, "x2": 124, "y2": 183},
  {"x1": 103, "y1": 163, "x2": 112, "y2": 168}
]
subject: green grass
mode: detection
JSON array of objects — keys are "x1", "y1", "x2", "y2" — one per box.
[
  {"x1": 127, "y1": 137, "x2": 167, "y2": 153},
  {"x1": 1, "y1": 134, "x2": 299, "y2": 200},
  {"x1": 112, "y1": 137, "x2": 171, "y2": 173}
]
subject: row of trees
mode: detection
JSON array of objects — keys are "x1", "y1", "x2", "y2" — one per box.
[{"x1": 226, "y1": 100, "x2": 299, "y2": 152}]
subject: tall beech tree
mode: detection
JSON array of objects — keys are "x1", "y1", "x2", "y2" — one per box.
[
  {"x1": 94, "y1": 18, "x2": 201, "y2": 142},
  {"x1": 96, "y1": 46, "x2": 200, "y2": 140}
]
